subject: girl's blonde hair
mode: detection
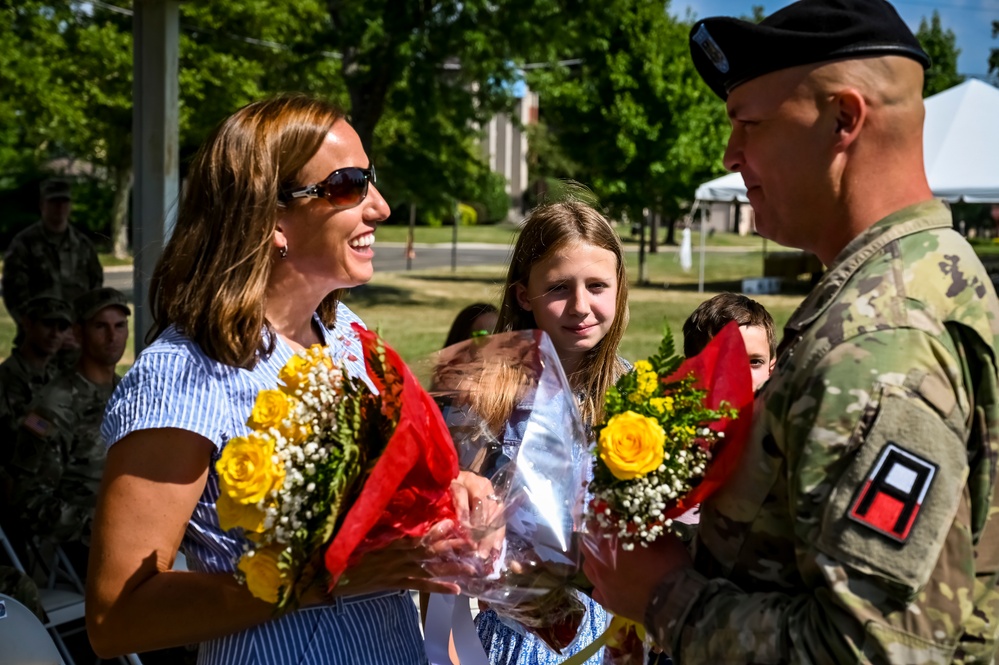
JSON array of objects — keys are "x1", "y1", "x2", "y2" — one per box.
[
  {"x1": 148, "y1": 95, "x2": 347, "y2": 368},
  {"x1": 496, "y1": 196, "x2": 629, "y2": 424}
]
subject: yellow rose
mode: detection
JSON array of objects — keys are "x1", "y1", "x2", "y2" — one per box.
[
  {"x1": 216, "y1": 487, "x2": 266, "y2": 533},
  {"x1": 278, "y1": 421, "x2": 311, "y2": 446},
  {"x1": 215, "y1": 433, "x2": 285, "y2": 504},
  {"x1": 247, "y1": 390, "x2": 291, "y2": 431},
  {"x1": 633, "y1": 360, "x2": 654, "y2": 374},
  {"x1": 599, "y1": 411, "x2": 666, "y2": 481},
  {"x1": 278, "y1": 354, "x2": 311, "y2": 394},
  {"x1": 237, "y1": 545, "x2": 286, "y2": 604}
]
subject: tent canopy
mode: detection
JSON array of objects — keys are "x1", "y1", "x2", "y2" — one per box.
[{"x1": 695, "y1": 79, "x2": 999, "y2": 205}]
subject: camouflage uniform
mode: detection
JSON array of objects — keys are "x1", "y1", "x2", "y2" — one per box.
[
  {"x1": 646, "y1": 201, "x2": 999, "y2": 664},
  {"x1": 0, "y1": 348, "x2": 58, "y2": 460},
  {"x1": 1, "y1": 220, "x2": 103, "y2": 325},
  {"x1": 9, "y1": 369, "x2": 117, "y2": 545}
]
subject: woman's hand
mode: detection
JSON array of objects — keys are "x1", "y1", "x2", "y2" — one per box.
[
  {"x1": 333, "y1": 534, "x2": 462, "y2": 597},
  {"x1": 450, "y1": 470, "x2": 505, "y2": 558}
]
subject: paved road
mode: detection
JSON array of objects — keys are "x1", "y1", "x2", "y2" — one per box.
[
  {"x1": 102, "y1": 241, "x2": 768, "y2": 297},
  {"x1": 103, "y1": 243, "x2": 515, "y2": 298}
]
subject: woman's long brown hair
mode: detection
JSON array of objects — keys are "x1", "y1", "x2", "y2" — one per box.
[
  {"x1": 148, "y1": 95, "x2": 346, "y2": 368},
  {"x1": 496, "y1": 196, "x2": 630, "y2": 425}
]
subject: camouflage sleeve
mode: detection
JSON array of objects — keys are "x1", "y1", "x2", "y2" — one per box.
[
  {"x1": 83, "y1": 237, "x2": 103, "y2": 290},
  {"x1": 9, "y1": 389, "x2": 88, "y2": 542},
  {"x1": 647, "y1": 327, "x2": 975, "y2": 664},
  {"x1": 1, "y1": 237, "x2": 30, "y2": 321}
]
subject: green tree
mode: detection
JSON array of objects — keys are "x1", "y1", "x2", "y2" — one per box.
[
  {"x1": 916, "y1": 11, "x2": 964, "y2": 97},
  {"x1": 991, "y1": 21, "x2": 999, "y2": 80},
  {"x1": 319, "y1": 0, "x2": 572, "y2": 218},
  {"x1": 526, "y1": 0, "x2": 728, "y2": 245}
]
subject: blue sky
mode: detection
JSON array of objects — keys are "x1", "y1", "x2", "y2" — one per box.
[{"x1": 676, "y1": 0, "x2": 999, "y2": 78}]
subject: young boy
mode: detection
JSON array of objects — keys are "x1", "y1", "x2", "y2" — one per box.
[{"x1": 682, "y1": 292, "x2": 776, "y2": 392}]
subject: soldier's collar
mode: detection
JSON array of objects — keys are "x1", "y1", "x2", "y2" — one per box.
[{"x1": 780, "y1": 200, "x2": 951, "y2": 343}]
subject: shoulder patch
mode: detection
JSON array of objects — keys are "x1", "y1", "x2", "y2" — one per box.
[
  {"x1": 22, "y1": 411, "x2": 54, "y2": 438},
  {"x1": 848, "y1": 442, "x2": 936, "y2": 543}
]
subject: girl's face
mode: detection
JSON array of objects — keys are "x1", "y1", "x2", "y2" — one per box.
[{"x1": 515, "y1": 240, "x2": 618, "y2": 364}]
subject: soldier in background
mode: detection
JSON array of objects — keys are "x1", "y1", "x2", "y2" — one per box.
[
  {"x1": 0, "y1": 295, "x2": 71, "y2": 458},
  {"x1": 584, "y1": 1, "x2": 999, "y2": 663},
  {"x1": 1, "y1": 178, "x2": 103, "y2": 348},
  {"x1": 9, "y1": 287, "x2": 129, "y2": 578}
]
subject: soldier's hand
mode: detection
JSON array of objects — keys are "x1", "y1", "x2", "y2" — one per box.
[{"x1": 582, "y1": 533, "x2": 691, "y2": 625}]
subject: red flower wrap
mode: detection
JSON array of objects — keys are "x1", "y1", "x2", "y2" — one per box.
[
  {"x1": 662, "y1": 320, "x2": 755, "y2": 518},
  {"x1": 323, "y1": 324, "x2": 460, "y2": 584}
]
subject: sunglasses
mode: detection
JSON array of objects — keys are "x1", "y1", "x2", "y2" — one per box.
[{"x1": 280, "y1": 165, "x2": 376, "y2": 210}]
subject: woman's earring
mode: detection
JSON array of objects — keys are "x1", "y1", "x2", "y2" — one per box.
[{"x1": 279, "y1": 244, "x2": 288, "y2": 259}]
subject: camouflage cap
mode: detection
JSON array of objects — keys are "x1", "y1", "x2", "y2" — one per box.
[
  {"x1": 74, "y1": 287, "x2": 130, "y2": 322},
  {"x1": 40, "y1": 179, "x2": 72, "y2": 201},
  {"x1": 22, "y1": 295, "x2": 73, "y2": 323}
]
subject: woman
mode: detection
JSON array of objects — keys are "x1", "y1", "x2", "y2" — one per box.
[{"x1": 86, "y1": 95, "x2": 476, "y2": 664}]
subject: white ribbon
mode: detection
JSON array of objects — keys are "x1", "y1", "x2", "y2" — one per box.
[{"x1": 424, "y1": 593, "x2": 490, "y2": 665}]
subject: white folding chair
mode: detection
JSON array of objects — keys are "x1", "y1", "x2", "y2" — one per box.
[
  {"x1": 0, "y1": 593, "x2": 66, "y2": 665},
  {"x1": 0, "y1": 523, "x2": 85, "y2": 664}
]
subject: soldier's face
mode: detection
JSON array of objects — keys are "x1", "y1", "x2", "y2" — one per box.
[
  {"x1": 23, "y1": 316, "x2": 67, "y2": 357},
  {"x1": 80, "y1": 307, "x2": 129, "y2": 367},
  {"x1": 40, "y1": 197, "x2": 71, "y2": 231},
  {"x1": 723, "y1": 67, "x2": 836, "y2": 252}
]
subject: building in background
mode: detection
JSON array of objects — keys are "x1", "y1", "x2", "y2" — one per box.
[{"x1": 481, "y1": 88, "x2": 539, "y2": 222}]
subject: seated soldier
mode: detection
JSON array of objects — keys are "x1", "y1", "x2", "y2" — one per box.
[
  {"x1": 0, "y1": 295, "x2": 70, "y2": 505},
  {"x1": 10, "y1": 288, "x2": 129, "y2": 578}
]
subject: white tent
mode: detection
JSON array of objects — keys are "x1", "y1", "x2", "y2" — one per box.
[{"x1": 695, "y1": 79, "x2": 999, "y2": 205}]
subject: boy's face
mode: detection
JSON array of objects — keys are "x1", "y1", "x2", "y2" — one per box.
[{"x1": 740, "y1": 324, "x2": 774, "y2": 392}]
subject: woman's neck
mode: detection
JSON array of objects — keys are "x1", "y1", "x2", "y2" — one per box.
[{"x1": 264, "y1": 277, "x2": 325, "y2": 351}]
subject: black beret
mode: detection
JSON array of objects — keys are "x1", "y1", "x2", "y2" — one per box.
[{"x1": 690, "y1": 0, "x2": 930, "y2": 100}]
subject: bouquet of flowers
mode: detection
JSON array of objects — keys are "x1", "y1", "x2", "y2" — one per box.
[
  {"x1": 581, "y1": 321, "x2": 754, "y2": 664},
  {"x1": 588, "y1": 321, "x2": 753, "y2": 548},
  {"x1": 425, "y1": 330, "x2": 593, "y2": 655},
  {"x1": 214, "y1": 324, "x2": 461, "y2": 609}
]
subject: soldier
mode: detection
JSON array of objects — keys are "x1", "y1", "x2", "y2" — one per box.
[
  {"x1": 583, "y1": 1, "x2": 999, "y2": 663},
  {"x1": 0, "y1": 295, "x2": 71, "y2": 455},
  {"x1": 10, "y1": 288, "x2": 129, "y2": 577},
  {"x1": 1, "y1": 178, "x2": 103, "y2": 343}
]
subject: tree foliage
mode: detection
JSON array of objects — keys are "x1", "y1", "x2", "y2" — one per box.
[
  {"x1": 916, "y1": 11, "x2": 964, "y2": 97},
  {"x1": 991, "y1": 21, "x2": 999, "y2": 80},
  {"x1": 0, "y1": 1, "x2": 736, "y2": 247},
  {"x1": 526, "y1": 1, "x2": 728, "y2": 228}
]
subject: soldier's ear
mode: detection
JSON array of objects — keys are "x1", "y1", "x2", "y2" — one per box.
[{"x1": 832, "y1": 88, "x2": 866, "y2": 151}]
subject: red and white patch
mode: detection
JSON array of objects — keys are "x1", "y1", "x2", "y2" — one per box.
[{"x1": 848, "y1": 442, "x2": 936, "y2": 543}]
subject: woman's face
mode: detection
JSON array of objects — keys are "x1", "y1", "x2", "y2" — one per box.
[{"x1": 275, "y1": 120, "x2": 390, "y2": 292}]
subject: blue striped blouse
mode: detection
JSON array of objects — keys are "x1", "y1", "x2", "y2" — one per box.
[{"x1": 102, "y1": 302, "x2": 427, "y2": 665}]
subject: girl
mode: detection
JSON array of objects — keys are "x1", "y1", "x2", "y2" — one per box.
[{"x1": 476, "y1": 196, "x2": 630, "y2": 665}]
